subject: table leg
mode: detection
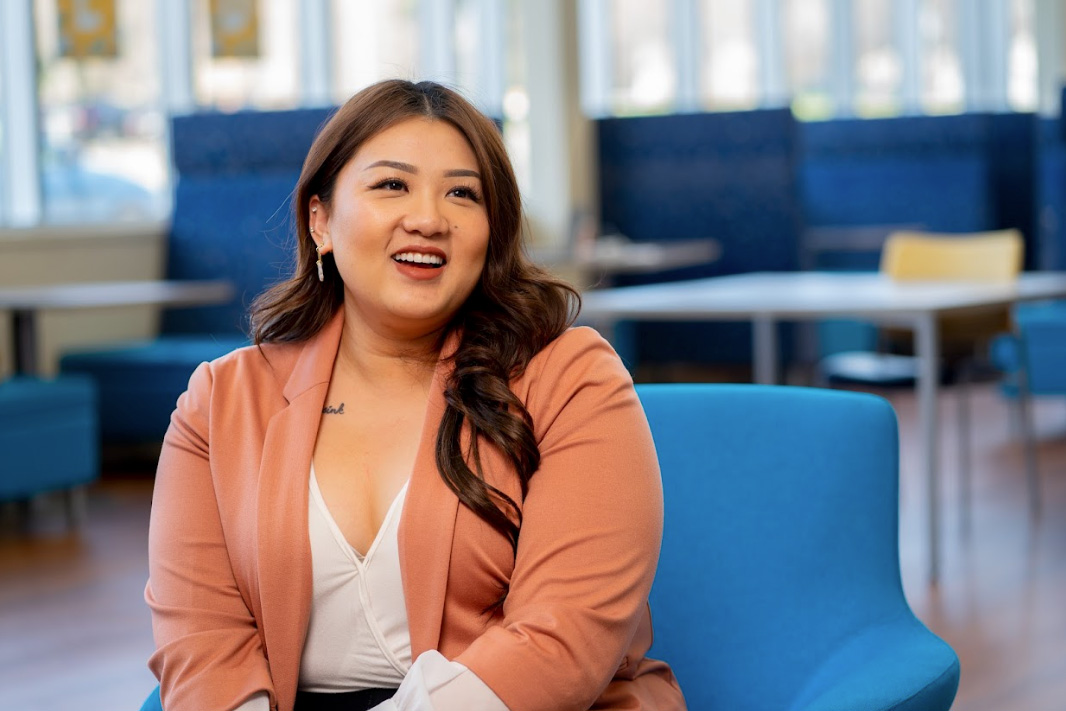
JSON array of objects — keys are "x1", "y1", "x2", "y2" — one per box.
[
  {"x1": 753, "y1": 316, "x2": 778, "y2": 384},
  {"x1": 12, "y1": 309, "x2": 38, "y2": 376},
  {"x1": 915, "y1": 313, "x2": 941, "y2": 585}
]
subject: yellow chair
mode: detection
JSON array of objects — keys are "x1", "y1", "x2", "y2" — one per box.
[
  {"x1": 881, "y1": 229, "x2": 1023, "y2": 282},
  {"x1": 819, "y1": 228, "x2": 1032, "y2": 525}
]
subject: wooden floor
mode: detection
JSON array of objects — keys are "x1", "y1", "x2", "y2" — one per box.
[{"x1": 1, "y1": 384, "x2": 1064, "y2": 710}]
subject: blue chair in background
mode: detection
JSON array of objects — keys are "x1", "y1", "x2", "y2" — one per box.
[
  {"x1": 60, "y1": 108, "x2": 334, "y2": 443},
  {"x1": 0, "y1": 375, "x2": 99, "y2": 524},
  {"x1": 636, "y1": 383, "x2": 959, "y2": 711},
  {"x1": 990, "y1": 300, "x2": 1066, "y2": 514}
]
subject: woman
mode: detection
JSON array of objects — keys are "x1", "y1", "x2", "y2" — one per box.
[{"x1": 146, "y1": 79, "x2": 685, "y2": 711}]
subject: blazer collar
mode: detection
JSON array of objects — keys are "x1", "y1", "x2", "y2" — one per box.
[
  {"x1": 257, "y1": 310, "x2": 343, "y2": 710},
  {"x1": 399, "y1": 333, "x2": 461, "y2": 656},
  {"x1": 281, "y1": 309, "x2": 345, "y2": 403}
]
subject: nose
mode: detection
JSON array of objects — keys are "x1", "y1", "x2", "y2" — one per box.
[{"x1": 401, "y1": 193, "x2": 448, "y2": 238}]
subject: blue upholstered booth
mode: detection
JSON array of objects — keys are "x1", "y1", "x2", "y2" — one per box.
[
  {"x1": 801, "y1": 112, "x2": 1037, "y2": 268},
  {"x1": 637, "y1": 383, "x2": 960, "y2": 711},
  {"x1": 61, "y1": 108, "x2": 335, "y2": 443},
  {"x1": 0, "y1": 376, "x2": 99, "y2": 513},
  {"x1": 597, "y1": 109, "x2": 802, "y2": 368}
]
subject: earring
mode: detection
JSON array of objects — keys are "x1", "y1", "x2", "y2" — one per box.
[{"x1": 315, "y1": 242, "x2": 325, "y2": 282}]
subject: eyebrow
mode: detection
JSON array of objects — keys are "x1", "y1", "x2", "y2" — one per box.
[{"x1": 365, "y1": 160, "x2": 481, "y2": 180}]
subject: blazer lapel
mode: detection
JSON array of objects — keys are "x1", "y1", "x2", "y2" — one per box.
[
  {"x1": 400, "y1": 333, "x2": 461, "y2": 657},
  {"x1": 256, "y1": 312, "x2": 343, "y2": 709}
]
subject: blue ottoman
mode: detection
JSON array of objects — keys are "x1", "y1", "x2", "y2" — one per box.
[{"x1": 0, "y1": 376, "x2": 99, "y2": 519}]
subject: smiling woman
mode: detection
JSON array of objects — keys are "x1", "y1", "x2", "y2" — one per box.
[{"x1": 144, "y1": 79, "x2": 686, "y2": 711}]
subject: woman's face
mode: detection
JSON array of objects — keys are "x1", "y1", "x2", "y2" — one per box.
[{"x1": 310, "y1": 117, "x2": 490, "y2": 339}]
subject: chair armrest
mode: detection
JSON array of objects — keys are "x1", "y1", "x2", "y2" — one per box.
[
  {"x1": 139, "y1": 685, "x2": 162, "y2": 711},
  {"x1": 787, "y1": 617, "x2": 960, "y2": 711}
]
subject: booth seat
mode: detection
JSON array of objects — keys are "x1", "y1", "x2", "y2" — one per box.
[
  {"x1": 0, "y1": 375, "x2": 98, "y2": 522},
  {"x1": 61, "y1": 108, "x2": 335, "y2": 443},
  {"x1": 597, "y1": 108, "x2": 802, "y2": 368}
]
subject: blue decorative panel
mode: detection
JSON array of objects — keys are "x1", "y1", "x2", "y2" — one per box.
[{"x1": 597, "y1": 109, "x2": 802, "y2": 367}]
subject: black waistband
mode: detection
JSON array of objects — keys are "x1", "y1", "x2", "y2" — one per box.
[{"x1": 294, "y1": 687, "x2": 396, "y2": 711}]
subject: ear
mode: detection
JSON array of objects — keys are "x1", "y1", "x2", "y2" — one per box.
[{"x1": 308, "y1": 196, "x2": 333, "y2": 255}]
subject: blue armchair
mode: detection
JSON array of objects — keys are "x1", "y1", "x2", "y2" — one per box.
[{"x1": 636, "y1": 383, "x2": 959, "y2": 711}]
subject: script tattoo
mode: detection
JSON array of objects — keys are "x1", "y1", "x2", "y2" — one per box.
[{"x1": 322, "y1": 402, "x2": 345, "y2": 415}]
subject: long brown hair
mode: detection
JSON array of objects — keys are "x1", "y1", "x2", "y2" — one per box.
[{"x1": 251, "y1": 80, "x2": 579, "y2": 556}]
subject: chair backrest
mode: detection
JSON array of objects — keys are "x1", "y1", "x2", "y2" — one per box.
[
  {"x1": 880, "y1": 229, "x2": 1023, "y2": 282},
  {"x1": 636, "y1": 384, "x2": 911, "y2": 711},
  {"x1": 162, "y1": 107, "x2": 336, "y2": 337},
  {"x1": 1016, "y1": 301, "x2": 1066, "y2": 394}
]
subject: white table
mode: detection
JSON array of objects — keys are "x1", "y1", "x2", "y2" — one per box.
[
  {"x1": 530, "y1": 237, "x2": 720, "y2": 286},
  {"x1": 579, "y1": 271, "x2": 1066, "y2": 583},
  {"x1": 0, "y1": 279, "x2": 235, "y2": 376}
]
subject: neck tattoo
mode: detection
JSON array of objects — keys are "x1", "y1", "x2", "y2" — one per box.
[{"x1": 322, "y1": 402, "x2": 345, "y2": 415}]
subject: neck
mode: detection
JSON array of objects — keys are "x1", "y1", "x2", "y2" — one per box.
[{"x1": 336, "y1": 310, "x2": 445, "y2": 390}]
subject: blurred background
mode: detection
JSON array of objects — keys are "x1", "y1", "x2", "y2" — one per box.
[{"x1": 3, "y1": 2, "x2": 1066, "y2": 710}]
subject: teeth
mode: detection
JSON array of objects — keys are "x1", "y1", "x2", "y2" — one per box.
[{"x1": 394, "y1": 251, "x2": 444, "y2": 266}]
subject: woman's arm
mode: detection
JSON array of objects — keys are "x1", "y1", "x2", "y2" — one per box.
[
  {"x1": 146, "y1": 361, "x2": 275, "y2": 711},
  {"x1": 454, "y1": 329, "x2": 665, "y2": 711}
]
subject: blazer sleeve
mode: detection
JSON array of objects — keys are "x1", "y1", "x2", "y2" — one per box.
[
  {"x1": 454, "y1": 328, "x2": 664, "y2": 711},
  {"x1": 145, "y1": 361, "x2": 275, "y2": 711}
]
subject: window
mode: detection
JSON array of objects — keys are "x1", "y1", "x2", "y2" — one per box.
[
  {"x1": 192, "y1": 0, "x2": 301, "y2": 110},
  {"x1": 782, "y1": 0, "x2": 830, "y2": 118},
  {"x1": 34, "y1": 0, "x2": 168, "y2": 224},
  {"x1": 1008, "y1": 0, "x2": 1037, "y2": 111},
  {"x1": 608, "y1": 0, "x2": 675, "y2": 115},
  {"x1": 702, "y1": 0, "x2": 760, "y2": 111},
  {"x1": 854, "y1": 0, "x2": 902, "y2": 116},
  {"x1": 331, "y1": 0, "x2": 420, "y2": 101},
  {"x1": 919, "y1": 0, "x2": 963, "y2": 114}
]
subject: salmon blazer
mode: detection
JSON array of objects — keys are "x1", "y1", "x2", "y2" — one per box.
[{"x1": 146, "y1": 310, "x2": 685, "y2": 711}]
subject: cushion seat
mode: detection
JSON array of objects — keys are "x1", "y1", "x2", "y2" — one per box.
[{"x1": 60, "y1": 336, "x2": 246, "y2": 443}]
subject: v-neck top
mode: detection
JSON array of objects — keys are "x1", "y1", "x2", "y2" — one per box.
[{"x1": 299, "y1": 465, "x2": 412, "y2": 691}]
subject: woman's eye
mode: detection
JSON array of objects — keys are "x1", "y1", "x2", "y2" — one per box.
[
  {"x1": 450, "y1": 186, "x2": 481, "y2": 201},
  {"x1": 374, "y1": 179, "x2": 406, "y2": 191}
]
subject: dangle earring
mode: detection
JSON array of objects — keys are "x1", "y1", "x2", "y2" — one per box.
[
  {"x1": 310, "y1": 207, "x2": 325, "y2": 282},
  {"x1": 310, "y1": 226, "x2": 325, "y2": 282}
]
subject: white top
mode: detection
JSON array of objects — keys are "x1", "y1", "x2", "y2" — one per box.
[
  {"x1": 233, "y1": 466, "x2": 509, "y2": 711},
  {"x1": 300, "y1": 466, "x2": 412, "y2": 690}
]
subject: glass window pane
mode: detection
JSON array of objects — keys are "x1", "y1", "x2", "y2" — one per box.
[
  {"x1": 503, "y1": 0, "x2": 530, "y2": 195},
  {"x1": 455, "y1": 0, "x2": 481, "y2": 95},
  {"x1": 192, "y1": 0, "x2": 300, "y2": 110},
  {"x1": 331, "y1": 0, "x2": 419, "y2": 101},
  {"x1": 919, "y1": 0, "x2": 963, "y2": 114},
  {"x1": 0, "y1": 54, "x2": 5, "y2": 226},
  {"x1": 702, "y1": 0, "x2": 759, "y2": 111},
  {"x1": 1008, "y1": 0, "x2": 1037, "y2": 111},
  {"x1": 781, "y1": 0, "x2": 829, "y2": 118},
  {"x1": 609, "y1": 0, "x2": 675, "y2": 115},
  {"x1": 34, "y1": 0, "x2": 168, "y2": 224},
  {"x1": 854, "y1": 0, "x2": 901, "y2": 117}
]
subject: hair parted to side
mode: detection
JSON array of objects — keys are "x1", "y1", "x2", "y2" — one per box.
[{"x1": 250, "y1": 79, "x2": 580, "y2": 561}]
